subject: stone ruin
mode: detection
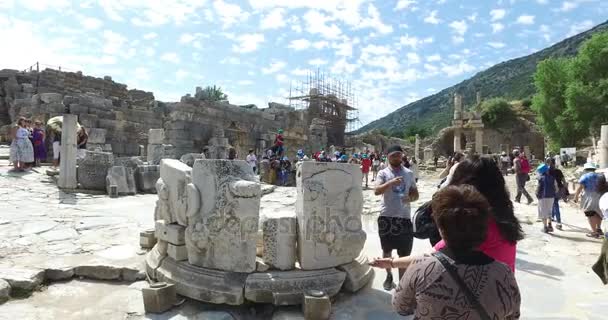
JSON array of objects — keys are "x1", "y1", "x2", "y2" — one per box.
[{"x1": 145, "y1": 159, "x2": 372, "y2": 305}]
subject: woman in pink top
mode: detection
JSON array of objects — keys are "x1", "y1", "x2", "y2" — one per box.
[{"x1": 372, "y1": 156, "x2": 523, "y2": 272}]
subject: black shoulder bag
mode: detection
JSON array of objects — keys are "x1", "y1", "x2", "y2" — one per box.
[{"x1": 433, "y1": 251, "x2": 492, "y2": 320}]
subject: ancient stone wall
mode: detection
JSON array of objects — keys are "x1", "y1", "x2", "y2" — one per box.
[
  {"x1": 0, "y1": 69, "x2": 161, "y2": 155},
  {"x1": 164, "y1": 97, "x2": 309, "y2": 160}
]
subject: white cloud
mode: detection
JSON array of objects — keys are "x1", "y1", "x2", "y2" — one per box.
[
  {"x1": 424, "y1": 63, "x2": 438, "y2": 73},
  {"x1": 357, "y1": 4, "x2": 393, "y2": 34},
  {"x1": 398, "y1": 35, "x2": 433, "y2": 50},
  {"x1": 260, "y1": 8, "x2": 286, "y2": 30},
  {"x1": 559, "y1": 1, "x2": 578, "y2": 11},
  {"x1": 491, "y1": 23, "x2": 504, "y2": 33},
  {"x1": 449, "y1": 20, "x2": 468, "y2": 36},
  {"x1": 537, "y1": 0, "x2": 549, "y2": 3},
  {"x1": 232, "y1": 33, "x2": 265, "y2": 53},
  {"x1": 395, "y1": 0, "x2": 416, "y2": 11},
  {"x1": 468, "y1": 13, "x2": 478, "y2": 22},
  {"x1": 175, "y1": 69, "x2": 189, "y2": 80},
  {"x1": 488, "y1": 42, "x2": 506, "y2": 48},
  {"x1": 214, "y1": 0, "x2": 250, "y2": 28},
  {"x1": 313, "y1": 41, "x2": 329, "y2": 49},
  {"x1": 179, "y1": 33, "x2": 196, "y2": 44},
  {"x1": 330, "y1": 58, "x2": 357, "y2": 74},
  {"x1": 309, "y1": 58, "x2": 328, "y2": 66},
  {"x1": 144, "y1": 48, "x2": 155, "y2": 57},
  {"x1": 80, "y1": 17, "x2": 103, "y2": 30},
  {"x1": 567, "y1": 19, "x2": 594, "y2": 36},
  {"x1": 441, "y1": 61, "x2": 475, "y2": 77},
  {"x1": 160, "y1": 52, "x2": 180, "y2": 64},
  {"x1": 303, "y1": 10, "x2": 342, "y2": 39},
  {"x1": 452, "y1": 36, "x2": 465, "y2": 44},
  {"x1": 406, "y1": 52, "x2": 421, "y2": 64},
  {"x1": 262, "y1": 60, "x2": 287, "y2": 74},
  {"x1": 427, "y1": 54, "x2": 441, "y2": 62},
  {"x1": 238, "y1": 80, "x2": 254, "y2": 85},
  {"x1": 276, "y1": 74, "x2": 288, "y2": 82},
  {"x1": 490, "y1": 9, "x2": 506, "y2": 21},
  {"x1": 424, "y1": 10, "x2": 440, "y2": 24},
  {"x1": 102, "y1": 30, "x2": 127, "y2": 56},
  {"x1": 291, "y1": 68, "x2": 310, "y2": 76},
  {"x1": 332, "y1": 39, "x2": 357, "y2": 57},
  {"x1": 516, "y1": 15, "x2": 535, "y2": 25},
  {"x1": 143, "y1": 32, "x2": 157, "y2": 40},
  {"x1": 288, "y1": 39, "x2": 311, "y2": 50}
]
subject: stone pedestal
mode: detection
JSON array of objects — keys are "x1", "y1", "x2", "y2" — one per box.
[
  {"x1": 58, "y1": 114, "x2": 77, "y2": 189},
  {"x1": 296, "y1": 162, "x2": 366, "y2": 270},
  {"x1": 423, "y1": 148, "x2": 433, "y2": 163},
  {"x1": 453, "y1": 128, "x2": 462, "y2": 152},
  {"x1": 142, "y1": 282, "x2": 176, "y2": 314},
  {"x1": 136, "y1": 165, "x2": 160, "y2": 193},
  {"x1": 106, "y1": 166, "x2": 137, "y2": 196},
  {"x1": 187, "y1": 160, "x2": 260, "y2": 272},
  {"x1": 599, "y1": 125, "x2": 608, "y2": 169},
  {"x1": 302, "y1": 290, "x2": 331, "y2": 320},
  {"x1": 414, "y1": 134, "x2": 420, "y2": 160},
  {"x1": 475, "y1": 129, "x2": 483, "y2": 154}
]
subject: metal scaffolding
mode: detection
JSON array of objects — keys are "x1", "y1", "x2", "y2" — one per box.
[{"x1": 287, "y1": 70, "x2": 360, "y2": 133}]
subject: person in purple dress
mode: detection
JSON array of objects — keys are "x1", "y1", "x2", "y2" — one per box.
[{"x1": 32, "y1": 120, "x2": 47, "y2": 166}]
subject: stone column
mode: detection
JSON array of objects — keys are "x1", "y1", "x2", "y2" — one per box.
[
  {"x1": 475, "y1": 129, "x2": 483, "y2": 154},
  {"x1": 58, "y1": 114, "x2": 78, "y2": 189},
  {"x1": 414, "y1": 134, "x2": 420, "y2": 160},
  {"x1": 453, "y1": 129, "x2": 461, "y2": 152},
  {"x1": 599, "y1": 125, "x2": 608, "y2": 169},
  {"x1": 453, "y1": 94, "x2": 463, "y2": 120}
]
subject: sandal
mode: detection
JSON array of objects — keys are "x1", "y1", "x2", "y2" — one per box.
[{"x1": 586, "y1": 232, "x2": 601, "y2": 238}]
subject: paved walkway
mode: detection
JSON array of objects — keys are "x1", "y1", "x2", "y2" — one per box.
[{"x1": 0, "y1": 159, "x2": 606, "y2": 319}]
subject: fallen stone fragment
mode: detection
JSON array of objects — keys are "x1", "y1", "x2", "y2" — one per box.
[
  {"x1": 336, "y1": 254, "x2": 374, "y2": 292},
  {"x1": 0, "y1": 279, "x2": 10, "y2": 303},
  {"x1": 122, "y1": 268, "x2": 146, "y2": 282},
  {"x1": 256, "y1": 258, "x2": 270, "y2": 272},
  {"x1": 45, "y1": 267, "x2": 75, "y2": 281},
  {"x1": 73, "y1": 265, "x2": 122, "y2": 280},
  {"x1": 142, "y1": 282, "x2": 176, "y2": 314},
  {"x1": 244, "y1": 268, "x2": 345, "y2": 305},
  {"x1": 140, "y1": 229, "x2": 157, "y2": 249},
  {"x1": 0, "y1": 268, "x2": 44, "y2": 296}
]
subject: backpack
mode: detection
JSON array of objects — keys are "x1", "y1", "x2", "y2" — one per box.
[
  {"x1": 412, "y1": 201, "x2": 438, "y2": 239},
  {"x1": 520, "y1": 157, "x2": 531, "y2": 174}
]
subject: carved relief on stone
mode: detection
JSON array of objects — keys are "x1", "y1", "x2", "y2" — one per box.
[
  {"x1": 296, "y1": 162, "x2": 366, "y2": 270},
  {"x1": 186, "y1": 159, "x2": 261, "y2": 273}
]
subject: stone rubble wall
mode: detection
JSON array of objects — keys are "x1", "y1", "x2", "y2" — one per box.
[
  {"x1": 164, "y1": 97, "x2": 309, "y2": 160},
  {"x1": 0, "y1": 69, "x2": 161, "y2": 156}
]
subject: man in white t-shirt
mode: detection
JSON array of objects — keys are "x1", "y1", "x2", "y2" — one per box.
[{"x1": 246, "y1": 149, "x2": 257, "y2": 173}]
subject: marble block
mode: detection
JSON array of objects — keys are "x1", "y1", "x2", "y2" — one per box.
[
  {"x1": 77, "y1": 151, "x2": 114, "y2": 190},
  {"x1": 244, "y1": 268, "x2": 346, "y2": 305},
  {"x1": 148, "y1": 129, "x2": 165, "y2": 144},
  {"x1": 263, "y1": 216, "x2": 297, "y2": 270},
  {"x1": 167, "y1": 244, "x2": 188, "y2": 261},
  {"x1": 336, "y1": 254, "x2": 374, "y2": 292},
  {"x1": 106, "y1": 166, "x2": 137, "y2": 196},
  {"x1": 296, "y1": 162, "x2": 367, "y2": 270},
  {"x1": 136, "y1": 165, "x2": 159, "y2": 193},
  {"x1": 151, "y1": 254, "x2": 248, "y2": 305},
  {"x1": 159, "y1": 159, "x2": 192, "y2": 226},
  {"x1": 187, "y1": 159, "x2": 260, "y2": 273}
]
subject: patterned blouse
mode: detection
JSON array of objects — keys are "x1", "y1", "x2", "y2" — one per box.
[{"x1": 393, "y1": 250, "x2": 521, "y2": 319}]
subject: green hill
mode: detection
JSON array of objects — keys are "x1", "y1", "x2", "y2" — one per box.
[{"x1": 355, "y1": 20, "x2": 608, "y2": 135}]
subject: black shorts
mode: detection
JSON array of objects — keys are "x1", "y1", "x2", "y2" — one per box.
[
  {"x1": 585, "y1": 210, "x2": 600, "y2": 217},
  {"x1": 378, "y1": 216, "x2": 414, "y2": 256}
]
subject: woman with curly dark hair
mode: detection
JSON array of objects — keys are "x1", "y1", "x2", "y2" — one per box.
[{"x1": 371, "y1": 156, "x2": 524, "y2": 272}]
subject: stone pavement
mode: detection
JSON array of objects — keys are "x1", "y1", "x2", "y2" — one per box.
[{"x1": 0, "y1": 160, "x2": 607, "y2": 319}]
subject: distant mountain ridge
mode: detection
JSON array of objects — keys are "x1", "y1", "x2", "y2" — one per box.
[{"x1": 355, "y1": 20, "x2": 608, "y2": 135}]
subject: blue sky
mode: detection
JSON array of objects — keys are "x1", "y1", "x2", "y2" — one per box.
[{"x1": 0, "y1": 0, "x2": 606, "y2": 127}]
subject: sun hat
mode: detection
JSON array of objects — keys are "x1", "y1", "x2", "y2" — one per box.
[
  {"x1": 584, "y1": 162, "x2": 597, "y2": 170},
  {"x1": 387, "y1": 145, "x2": 404, "y2": 156}
]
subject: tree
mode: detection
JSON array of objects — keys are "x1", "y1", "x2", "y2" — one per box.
[
  {"x1": 196, "y1": 85, "x2": 228, "y2": 101},
  {"x1": 480, "y1": 98, "x2": 516, "y2": 128},
  {"x1": 531, "y1": 31, "x2": 608, "y2": 147},
  {"x1": 402, "y1": 125, "x2": 429, "y2": 139}
]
